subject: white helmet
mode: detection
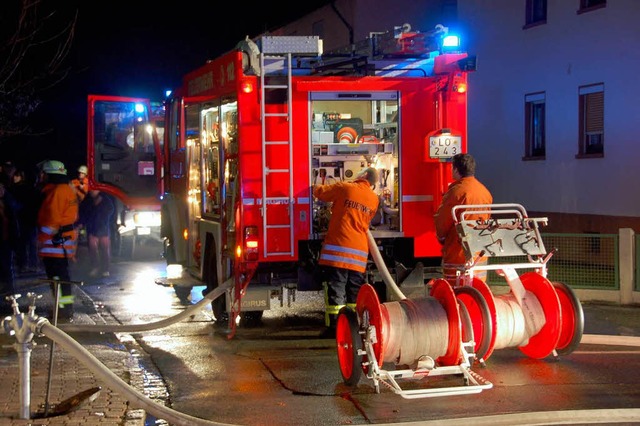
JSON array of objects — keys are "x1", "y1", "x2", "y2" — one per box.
[
  {"x1": 41, "y1": 160, "x2": 67, "y2": 175},
  {"x1": 78, "y1": 165, "x2": 88, "y2": 174}
]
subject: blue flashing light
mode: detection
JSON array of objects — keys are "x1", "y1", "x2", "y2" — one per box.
[
  {"x1": 442, "y1": 35, "x2": 460, "y2": 49},
  {"x1": 164, "y1": 90, "x2": 172, "y2": 98},
  {"x1": 134, "y1": 103, "x2": 146, "y2": 113}
]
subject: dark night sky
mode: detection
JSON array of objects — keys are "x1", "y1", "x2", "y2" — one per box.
[{"x1": 17, "y1": 0, "x2": 333, "y2": 169}]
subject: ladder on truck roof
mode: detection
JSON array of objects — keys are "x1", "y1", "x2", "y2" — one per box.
[{"x1": 259, "y1": 36, "x2": 321, "y2": 258}]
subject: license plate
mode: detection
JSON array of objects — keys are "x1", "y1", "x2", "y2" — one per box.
[
  {"x1": 137, "y1": 227, "x2": 151, "y2": 235},
  {"x1": 429, "y1": 135, "x2": 462, "y2": 158}
]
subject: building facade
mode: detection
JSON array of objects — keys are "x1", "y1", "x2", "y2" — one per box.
[{"x1": 278, "y1": 0, "x2": 640, "y2": 234}]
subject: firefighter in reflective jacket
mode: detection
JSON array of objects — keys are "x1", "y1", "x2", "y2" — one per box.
[
  {"x1": 434, "y1": 153, "x2": 493, "y2": 282},
  {"x1": 37, "y1": 160, "x2": 79, "y2": 320},
  {"x1": 313, "y1": 167, "x2": 379, "y2": 334}
]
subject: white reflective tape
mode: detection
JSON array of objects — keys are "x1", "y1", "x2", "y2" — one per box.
[{"x1": 402, "y1": 195, "x2": 433, "y2": 202}]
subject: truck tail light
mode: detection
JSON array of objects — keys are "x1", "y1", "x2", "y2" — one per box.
[
  {"x1": 454, "y1": 81, "x2": 467, "y2": 93},
  {"x1": 452, "y1": 73, "x2": 467, "y2": 93},
  {"x1": 243, "y1": 226, "x2": 259, "y2": 261}
]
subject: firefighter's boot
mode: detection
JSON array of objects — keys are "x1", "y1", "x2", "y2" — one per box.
[{"x1": 322, "y1": 283, "x2": 349, "y2": 338}]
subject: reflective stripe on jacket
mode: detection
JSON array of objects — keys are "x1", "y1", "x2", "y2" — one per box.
[
  {"x1": 434, "y1": 176, "x2": 493, "y2": 267},
  {"x1": 38, "y1": 183, "x2": 79, "y2": 259},
  {"x1": 314, "y1": 178, "x2": 379, "y2": 273}
]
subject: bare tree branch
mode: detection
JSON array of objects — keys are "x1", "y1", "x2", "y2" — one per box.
[{"x1": 0, "y1": 0, "x2": 77, "y2": 140}]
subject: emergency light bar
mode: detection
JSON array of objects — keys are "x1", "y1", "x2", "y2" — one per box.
[{"x1": 442, "y1": 35, "x2": 460, "y2": 49}]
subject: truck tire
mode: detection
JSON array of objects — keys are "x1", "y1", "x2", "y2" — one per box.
[
  {"x1": 241, "y1": 310, "x2": 263, "y2": 327},
  {"x1": 174, "y1": 286, "x2": 192, "y2": 305},
  {"x1": 212, "y1": 297, "x2": 228, "y2": 325},
  {"x1": 202, "y1": 234, "x2": 228, "y2": 326}
]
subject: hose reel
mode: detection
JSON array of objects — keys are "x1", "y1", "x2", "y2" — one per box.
[{"x1": 336, "y1": 203, "x2": 584, "y2": 398}]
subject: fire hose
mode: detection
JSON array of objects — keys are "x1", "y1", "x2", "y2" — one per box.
[
  {"x1": 2, "y1": 282, "x2": 233, "y2": 425},
  {"x1": 2, "y1": 256, "x2": 640, "y2": 423},
  {"x1": 5, "y1": 308, "x2": 640, "y2": 425},
  {"x1": 41, "y1": 319, "x2": 234, "y2": 426},
  {"x1": 59, "y1": 278, "x2": 233, "y2": 334},
  {"x1": 367, "y1": 230, "x2": 406, "y2": 300}
]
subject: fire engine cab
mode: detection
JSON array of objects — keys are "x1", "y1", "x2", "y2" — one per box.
[{"x1": 158, "y1": 24, "x2": 476, "y2": 332}]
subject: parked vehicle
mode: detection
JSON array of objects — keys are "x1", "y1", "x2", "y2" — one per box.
[
  {"x1": 86, "y1": 95, "x2": 163, "y2": 255},
  {"x1": 156, "y1": 24, "x2": 476, "y2": 335}
]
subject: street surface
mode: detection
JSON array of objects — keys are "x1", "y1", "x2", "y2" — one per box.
[{"x1": 7, "y1": 237, "x2": 640, "y2": 425}]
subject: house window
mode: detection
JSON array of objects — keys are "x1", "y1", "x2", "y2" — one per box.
[
  {"x1": 577, "y1": 83, "x2": 604, "y2": 158},
  {"x1": 524, "y1": 92, "x2": 546, "y2": 160},
  {"x1": 525, "y1": 0, "x2": 547, "y2": 27},
  {"x1": 578, "y1": 0, "x2": 606, "y2": 13}
]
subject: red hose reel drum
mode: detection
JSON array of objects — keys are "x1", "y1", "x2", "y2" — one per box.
[
  {"x1": 336, "y1": 274, "x2": 584, "y2": 387},
  {"x1": 455, "y1": 273, "x2": 583, "y2": 361}
]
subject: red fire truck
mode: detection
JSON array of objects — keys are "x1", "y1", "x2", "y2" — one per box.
[
  {"x1": 86, "y1": 95, "x2": 163, "y2": 255},
  {"x1": 157, "y1": 24, "x2": 476, "y2": 332}
]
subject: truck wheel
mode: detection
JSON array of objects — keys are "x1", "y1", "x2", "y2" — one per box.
[
  {"x1": 202, "y1": 234, "x2": 228, "y2": 326},
  {"x1": 241, "y1": 311, "x2": 263, "y2": 327},
  {"x1": 174, "y1": 286, "x2": 192, "y2": 305},
  {"x1": 212, "y1": 298, "x2": 228, "y2": 325}
]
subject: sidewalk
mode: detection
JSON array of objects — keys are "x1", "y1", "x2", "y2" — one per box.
[{"x1": 0, "y1": 276, "x2": 146, "y2": 425}]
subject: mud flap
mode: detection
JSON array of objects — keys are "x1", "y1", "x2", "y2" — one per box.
[
  {"x1": 228, "y1": 287, "x2": 272, "y2": 311},
  {"x1": 297, "y1": 263, "x2": 324, "y2": 291}
]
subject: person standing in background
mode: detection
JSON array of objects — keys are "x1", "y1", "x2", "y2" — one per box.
[
  {"x1": 79, "y1": 189, "x2": 114, "y2": 277},
  {"x1": 37, "y1": 160, "x2": 79, "y2": 321},
  {"x1": 10, "y1": 169, "x2": 41, "y2": 274},
  {"x1": 0, "y1": 182, "x2": 20, "y2": 315},
  {"x1": 434, "y1": 153, "x2": 493, "y2": 282},
  {"x1": 0, "y1": 162, "x2": 16, "y2": 186},
  {"x1": 71, "y1": 165, "x2": 89, "y2": 203}
]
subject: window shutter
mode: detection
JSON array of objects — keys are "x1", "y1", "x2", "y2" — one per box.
[{"x1": 586, "y1": 92, "x2": 603, "y2": 132}]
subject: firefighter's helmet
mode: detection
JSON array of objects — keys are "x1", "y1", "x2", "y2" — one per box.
[
  {"x1": 41, "y1": 160, "x2": 67, "y2": 175},
  {"x1": 78, "y1": 165, "x2": 88, "y2": 174},
  {"x1": 357, "y1": 167, "x2": 378, "y2": 187}
]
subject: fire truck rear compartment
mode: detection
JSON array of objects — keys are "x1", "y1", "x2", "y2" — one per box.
[{"x1": 239, "y1": 236, "x2": 441, "y2": 312}]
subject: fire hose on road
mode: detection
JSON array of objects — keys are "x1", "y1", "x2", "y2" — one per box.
[
  {"x1": 2, "y1": 202, "x2": 640, "y2": 423},
  {"x1": 2, "y1": 282, "x2": 233, "y2": 425},
  {"x1": 3, "y1": 285, "x2": 640, "y2": 425}
]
